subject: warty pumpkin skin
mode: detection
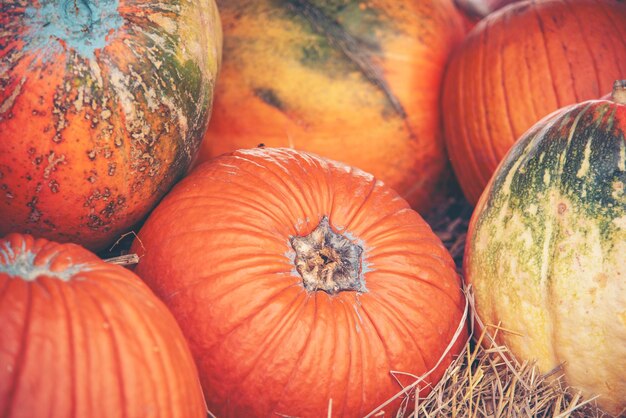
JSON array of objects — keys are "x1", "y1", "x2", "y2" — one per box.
[
  {"x1": 443, "y1": 0, "x2": 626, "y2": 205},
  {"x1": 464, "y1": 83, "x2": 626, "y2": 415},
  {"x1": 0, "y1": 233, "x2": 206, "y2": 418},
  {"x1": 0, "y1": 0, "x2": 222, "y2": 251},
  {"x1": 132, "y1": 147, "x2": 467, "y2": 418},
  {"x1": 195, "y1": 0, "x2": 467, "y2": 213}
]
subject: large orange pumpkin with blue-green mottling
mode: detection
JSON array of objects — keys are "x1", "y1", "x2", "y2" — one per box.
[
  {"x1": 196, "y1": 0, "x2": 466, "y2": 213},
  {"x1": 465, "y1": 83, "x2": 626, "y2": 415},
  {"x1": 0, "y1": 0, "x2": 221, "y2": 251}
]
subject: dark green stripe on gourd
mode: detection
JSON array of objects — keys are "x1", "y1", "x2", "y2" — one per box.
[
  {"x1": 223, "y1": 0, "x2": 405, "y2": 119},
  {"x1": 472, "y1": 100, "x2": 626, "y2": 282}
]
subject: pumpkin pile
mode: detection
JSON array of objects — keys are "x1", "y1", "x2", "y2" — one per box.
[{"x1": 1, "y1": 0, "x2": 625, "y2": 417}]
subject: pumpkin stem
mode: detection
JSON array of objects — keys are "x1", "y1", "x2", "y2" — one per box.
[
  {"x1": 612, "y1": 80, "x2": 626, "y2": 105},
  {"x1": 290, "y1": 216, "x2": 367, "y2": 295}
]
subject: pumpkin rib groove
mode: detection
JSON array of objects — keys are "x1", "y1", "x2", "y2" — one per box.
[
  {"x1": 367, "y1": 247, "x2": 449, "y2": 261},
  {"x1": 54, "y1": 279, "x2": 78, "y2": 418},
  {"x1": 596, "y1": 1, "x2": 626, "y2": 51},
  {"x1": 480, "y1": 17, "x2": 501, "y2": 175},
  {"x1": 346, "y1": 296, "x2": 366, "y2": 416},
  {"x1": 540, "y1": 8, "x2": 581, "y2": 104},
  {"x1": 366, "y1": 243, "x2": 452, "y2": 265},
  {"x1": 164, "y1": 258, "x2": 297, "y2": 301},
  {"x1": 230, "y1": 154, "x2": 311, "y2": 223},
  {"x1": 357, "y1": 223, "x2": 422, "y2": 249},
  {"x1": 458, "y1": 30, "x2": 487, "y2": 200},
  {"x1": 339, "y1": 174, "x2": 379, "y2": 232},
  {"x1": 90, "y1": 279, "x2": 177, "y2": 418},
  {"x1": 153, "y1": 223, "x2": 287, "y2": 249},
  {"x1": 522, "y1": 53, "x2": 541, "y2": 126},
  {"x1": 370, "y1": 267, "x2": 461, "y2": 307},
  {"x1": 163, "y1": 269, "x2": 301, "y2": 312},
  {"x1": 453, "y1": 34, "x2": 485, "y2": 201},
  {"x1": 321, "y1": 159, "x2": 338, "y2": 223},
  {"x1": 272, "y1": 153, "x2": 330, "y2": 224},
  {"x1": 532, "y1": 6, "x2": 562, "y2": 108},
  {"x1": 335, "y1": 204, "x2": 408, "y2": 245},
  {"x1": 351, "y1": 299, "x2": 395, "y2": 386},
  {"x1": 168, "y1": 192, "x2": 288, "y2": 234},
  {"x1": 596, "y1": 2, "x2": 626, "y2": 77},
  {"x1": 164, "y1": 264, "x2": 298, "y2": 303},
  {"x1": 217, "y1": 161, "x2": 304, "y2": 225},
  {"x1": 225, "y1": 291, "x2": 312, "y2": 415},
  {"x1": 267, "y1": 294, "x2": 319, "y2": 418},
  {"x1": 71, "y1": 282, "x2": 96, "y2": 418},
  {"x1": 359, "y1": 297, "x2": 427, "y2": 382},
  {"x1": 80, "y1": 285, "x2": 128, "y2": 418},
  {"x1": 267, "y1": 152, "x2": 325, "y2": 221},
  {"x1": 364, "y1": 277, "x2": 450, "y2": 337},
  {"x1": 496, "y1": 15, "x2": 519, "y2": 159},
  {"x1": 3, "y1": 283, "x2": 33, "y2": 418},
  {"x1": 564, "y1": 0, "x2": 602, "y2": 98},
  {"x1": 336, "y1": 300, "x2": 354, "y2": 418},
  {"x1": 198, "y1": 283, "x2": 305, "y2": 356},
  {"x1": 360, "y1": 298, "x2": 437, "y2": 399},
  {"x1": 165, "y1": 190, "x2": 288, "y2": 234}
]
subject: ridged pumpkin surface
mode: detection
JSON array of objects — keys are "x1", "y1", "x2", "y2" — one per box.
[
  {"x1": 132, "y1": 148, "x2": 467, "y2": 417},
  {"x1": 0, "y1": 0, "x2": 221, "y2": 251},
  {"x1": 196, "y1": 0, "x2": 466, "y2": 213},
  {"x1": 443, "y1": 0, "x2": 626, "y2": 205},
  {"x1": 0, "y1": 234, "x2": 206, "y2": 418},
  {"x1": 465, "y1": 96, "x2": 626, "y2": 414}
]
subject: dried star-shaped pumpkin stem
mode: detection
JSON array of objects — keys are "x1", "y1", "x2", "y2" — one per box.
[{"x1": 290, "y1": 216, "x2": 366, "y2": 295}]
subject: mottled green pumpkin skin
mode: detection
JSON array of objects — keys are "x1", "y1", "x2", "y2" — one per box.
[{"x1": 465, "y1": 99, "x2": 625, "y2": 415}]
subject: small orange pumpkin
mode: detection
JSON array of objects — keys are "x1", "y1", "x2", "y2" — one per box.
[{"x1": 0, "y1": 233, "x2": 206, "y2": 418}]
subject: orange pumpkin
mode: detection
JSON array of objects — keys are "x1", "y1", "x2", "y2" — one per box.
[
  {"x1": 132, "y1": 147, "x2": 467, "y2": 417},
  {"x1": 442, "y1": 0, "x2": 626, "y2": 205},
  {"x1": 0, "y1": 233, "x2": 205, "y2": 418},
  {"x1": 0, "y1": 0, "x2": 221, "y2": 251},
  {"x1": 196, "y1": 0, "x2": 466, "y2": 213}
]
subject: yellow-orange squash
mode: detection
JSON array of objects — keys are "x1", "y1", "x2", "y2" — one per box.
[
  {"x1": 443, "y1": 0, "x2": 626, "y2": 205},
  {"x1": 132, "y1": 147, "x2": 467, "y2": 417},
  {"x1": 196, "y1": 0, "x2": 466, "y2": 213},
  {"x1": 0, "y1": 0, "x2": 222, "y2": 251}
]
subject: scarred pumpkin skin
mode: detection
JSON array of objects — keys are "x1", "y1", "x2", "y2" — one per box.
[
  {"x1": 0, "y1": 0, "x2": 222, "y2": 251},
  {"x1": 465, "y1": 93, "x2": 626, "y2": 414},
  {"x1": 0, "y1": 233, "x2": 206, "y2": 418},
  {"x1": 132, "y1": 148, "x2": 467, "y2": 418},
  {"x1": 443, "y1": 0, "x2": 626, "y2": 205},
  {"x1": 195, "y1": 0, "x2": 466, "y2": 213}
]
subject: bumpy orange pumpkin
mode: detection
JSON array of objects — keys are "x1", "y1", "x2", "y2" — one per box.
[
  {"x1": 132, "y1": 147, "x2": 467, "y2": 417},
  {"x1": 443, "y1": 0, "x2": 626, "y2": 205},
  {"x1": 0, "y1": 233, "x2": 206, "y2": 418},
  {"x1": 0, "y1": 0, "x2": 221, "y2": 251},
  {"x1": 196, "y1": 0, "x2": 466, "y2": 213}
]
